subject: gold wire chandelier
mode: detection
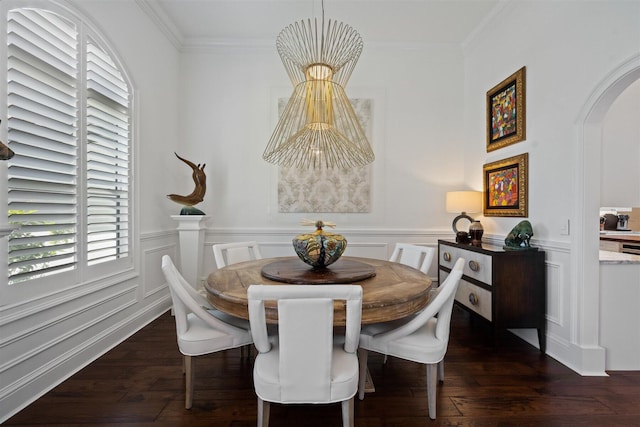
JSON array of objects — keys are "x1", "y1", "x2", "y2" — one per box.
[{"x1": 263, "y1": 3, "x2": 375, "y2": 169}]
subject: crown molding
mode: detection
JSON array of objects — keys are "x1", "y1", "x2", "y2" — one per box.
[
  {"x1": 136, "y1": 0, "x2": 183, "y2": 50},
  {"x1": 136, "y1": 0, "x2": 468, "y2": 54},
  {"x1": 461, "y1": 0, "x2": 510, "y2": 53}
]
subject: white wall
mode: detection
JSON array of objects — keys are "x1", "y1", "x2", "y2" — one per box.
[
  {"x1": 464, "y1": 1, "x2": 640, "y2": 241},
  {"x1": 178, "y1": 44, "x2": 467, "y2": 230},
  {"x1": 601, "y1": 79, "x2": 640, "y2": 207},
  {"x1": 72, "y1": 1, "x2": 183, "y2": 234},
  {"x1": 0, "y1": 1, "x2": 181, "y2": 421},
  {"x1": 462, "y1": 1, "x2": 640, "y2": 374}
]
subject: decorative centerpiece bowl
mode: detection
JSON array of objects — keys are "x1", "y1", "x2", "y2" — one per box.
[{"x1": 293, "y1": 220, "x2": 347, "y2": 269}]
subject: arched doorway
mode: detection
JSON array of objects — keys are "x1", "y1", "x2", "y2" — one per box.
[{"x1": 574, "y1": 54, "x2": 640, "y2": 374}]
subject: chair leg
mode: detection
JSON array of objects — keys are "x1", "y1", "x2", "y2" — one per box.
[
  {"x1": 426, "y1": 363, "x2": 437, "y2": 419},
  {"x1": 437, "y1": 360, "x2": 444, "y2": 383},
  {"x1": 257, "y1": 397, "x2": 270, "y2": 427},
  {"x1": 241, "y1": 344, "x2": 253, "y2": 360},
  {"x1": 184, "y1": 355, "x2": 194, "y2": 409},
  {"x1": 341, "y1": 397, "x2": 354, "y2": 427},
  {"x1": 357, "y1": 348, "x2": 369, "y2": 400}
]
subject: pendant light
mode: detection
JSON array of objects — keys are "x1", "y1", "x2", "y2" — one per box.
[{"x1": 263, "y1": 1, "x2": 374, "y2": 169}]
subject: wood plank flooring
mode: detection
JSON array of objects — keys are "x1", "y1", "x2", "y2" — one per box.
[{"x1": 5, "y1": 306, "x2": 640, "y2": 426}]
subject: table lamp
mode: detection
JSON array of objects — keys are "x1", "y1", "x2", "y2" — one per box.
[{"x1": 446, "y1": 191, "x2": 482, "y2": 244}]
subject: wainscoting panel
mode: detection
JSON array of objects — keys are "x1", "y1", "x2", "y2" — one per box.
[
  {"x1": 0, "y1": 231, "x2": 176, "y2": 423},
  {"x1": 545, "y1": 260, "x2": 563, "y2": 327},
  {"x1": 143, "y1": 243, "x2": 178, "y2": 299}
]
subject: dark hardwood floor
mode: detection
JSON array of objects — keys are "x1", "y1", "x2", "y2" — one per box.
[{"x1": 5, "y1": 306, "x2": 640, "y2": 426}]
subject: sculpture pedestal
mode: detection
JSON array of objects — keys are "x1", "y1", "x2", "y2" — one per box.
[{"x1": 171, "y1": 215, "x2": 210, "y2": 288}]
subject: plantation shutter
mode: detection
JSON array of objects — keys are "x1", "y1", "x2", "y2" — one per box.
[
  {"x1": 86, "y1": 40, "x2": 130, "y2": 265},
  {"x1": 7, "y1": 8, "x2": 78, "y2": 284},
  {"x1": 6, "y1": 7, "x2": 132, "y2": 284}
]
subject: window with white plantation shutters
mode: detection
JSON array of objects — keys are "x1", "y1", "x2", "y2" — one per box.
[
  {"x1": 7, "y1": 8, "x2": 78, "y2": 284},
  {"x1": 5, "y1": 6, "x2": 131, "y2": 285},
  {"x1": 86, "y1": 39, "x2": 129, "y2": 266}
]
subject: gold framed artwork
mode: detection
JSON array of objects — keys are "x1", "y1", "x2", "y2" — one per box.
[
  {"x1": 483, "y1": 153, "x2": 528, "y2": 217},
  {"x1": 486, "y1": 66, "x2": 526, "y2": 152}
]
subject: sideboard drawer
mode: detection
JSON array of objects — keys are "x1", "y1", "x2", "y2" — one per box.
[
  {"x1": 455, "y1": 279, "x2": 492, "y2": 321},
  {"x1": 438, "y1": 244, "x2": 459, "y2": 268},
  {"x1": 461, "y1": 252, "x2": 492, "y2": 285},
  {"x1": 439, "y1": 243, "x2": 492, "y2": 285}
]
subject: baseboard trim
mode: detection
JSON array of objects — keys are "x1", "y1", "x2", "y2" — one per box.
[{"x1": 0, "y1": 297, "x2": 171, "y2": 423}]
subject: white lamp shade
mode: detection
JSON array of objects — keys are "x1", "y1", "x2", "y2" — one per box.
[{"x1": 446, "y1": 191, "x2": 482, "y2": 214}]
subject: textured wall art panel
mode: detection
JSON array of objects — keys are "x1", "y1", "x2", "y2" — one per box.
[{"x1": 277, "y1": 98, "x2": 372, "y2": 213}]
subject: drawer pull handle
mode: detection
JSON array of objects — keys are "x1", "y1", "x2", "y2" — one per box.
[
  {"x1": 469, "y1": 260, "x2": 480, "y2": 272},
  {"x1": 468, "y1": 293, "x2": 479, "y2": 305},
  {"x1": 443, "y1": 252, "x2": 451, "y2": 262}
]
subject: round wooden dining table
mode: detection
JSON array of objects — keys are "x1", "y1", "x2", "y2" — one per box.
[{"x1": 205, "y1": 256, "x2": 433, "y2": 325}]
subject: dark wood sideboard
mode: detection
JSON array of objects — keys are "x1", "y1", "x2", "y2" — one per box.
[{"x1": 438, "y1": 240, "x2": 546, "y2": 352}]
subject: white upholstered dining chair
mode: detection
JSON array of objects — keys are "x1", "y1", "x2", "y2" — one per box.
[
  {"x1": 389, "y1": 243, "x2": 436, "y2": 275},
  {"x1": 162, "y1": 255, "x2": 253, "y2": 409},
  {"x1": 247, "y1": 284, "x2": 363, "y2": 427},
  {"x1": 213, "y1": 241, "x2": 263, "y2": 268},
  {"x1": 357, "y1": 257, "x2": 465, "y2": 419}
]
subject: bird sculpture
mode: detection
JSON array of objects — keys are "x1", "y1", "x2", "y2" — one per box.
[
  {"x1": 0, "y1": 120, "x2": 15, "y2": 160},
  {"x1": 0, "y1": 141, "x2": 13, "y2": 160},
  {"x1": 167, "y1": 152, "x2": 206, "y2": 215}
]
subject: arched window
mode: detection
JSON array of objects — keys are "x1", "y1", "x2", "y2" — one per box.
[{"x1": 4, "y1": 5, "x2": 132, "y2": 285}]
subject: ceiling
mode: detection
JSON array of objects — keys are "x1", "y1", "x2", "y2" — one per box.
[{"x1": 141, "y1": 0, "x2": 503, "y2": 49}]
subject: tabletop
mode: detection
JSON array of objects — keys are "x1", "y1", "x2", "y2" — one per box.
[{"x1": 205, "y1": 256, "x2": 433, "y2": 325}]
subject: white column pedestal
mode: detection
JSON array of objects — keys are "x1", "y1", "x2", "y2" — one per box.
[{"x1": 171, "y1": 215, "x2": 210, "y2": 288}]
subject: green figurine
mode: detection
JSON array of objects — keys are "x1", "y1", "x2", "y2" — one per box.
[{"x1": 504, "y1": 220, "x2": 536, "y2": 250}]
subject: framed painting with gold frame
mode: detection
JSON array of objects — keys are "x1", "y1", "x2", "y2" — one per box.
[
  {"x1": 483, "y1": 153, "x2": 528, "y2": 217},
  {"x1": 486, "y1": 66, "x2": 526, "y2": 152}
]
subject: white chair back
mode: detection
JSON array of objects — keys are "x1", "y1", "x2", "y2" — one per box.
[
  {"x1": 373, "y1": 257, "x2": 464, "y2": 346},
  {"x1": 162, "y1": 255, "x2": 248, "y2": 340},
  {"x1": 389, "y1": 243, "x2": 436, "y2": 275},
  {"x1": 431, "y1": 257, "x2": 464, "y2": 341},
  {"x1": 213, "y1": 241, "x2": 263, "y2": 268},
  {"x1": 248, "y1": 284, "x2": 362, "y2": 403},
  {"x1": 172, "y1": 256, "x2": 212, "y2": 307}
]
